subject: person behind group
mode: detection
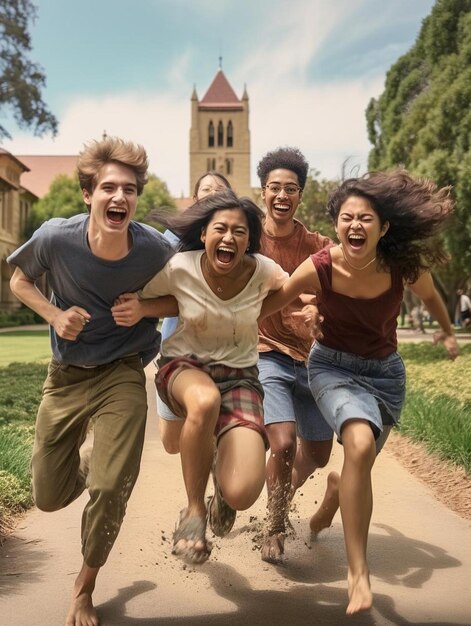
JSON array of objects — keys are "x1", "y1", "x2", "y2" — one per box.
[
  {"x1": 256, "y1": 147, "x2": 334, "y2": 564},
  {"x1": 112, "y1": 190, "x2": 289, "y2": 564},
  {"x1": 456, "y1": 288, "x2": 471, "y2": 328},
  {"x1": 259, "y1": 169, "x2": 459, "y2": 614},
  {"x1": 7, "y1": 136, "x2": 176, "y2": 626},
  {"x1": 157, "y1": 171, "x2": 232, "y2": 432}
]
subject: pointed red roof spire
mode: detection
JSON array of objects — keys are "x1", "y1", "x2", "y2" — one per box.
[{"x1": 199, "y1": 69, "x2": 243, "y2": 110}]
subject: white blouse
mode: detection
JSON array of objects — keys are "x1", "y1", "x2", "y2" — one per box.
[{"x1": 141, "y1": 250, "x2": 288, "y2": 367}]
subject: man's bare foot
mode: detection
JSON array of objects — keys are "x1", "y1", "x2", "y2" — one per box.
[
  {"x1": 261, "y1": 532, "x2": 285, "y2": 564},
  {"x1": 310, "y1": 471, "x2": 340, "y2": 536},
  {"x1": 346, "y1": 570, "x2": 373, "y2": 615},
  {"x1": 65, "y1": 592, "x2": 99, "y2": 626}
]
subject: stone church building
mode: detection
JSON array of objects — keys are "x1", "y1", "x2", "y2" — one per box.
[{"x1": 190, "y1": 68, "x2": 251, "y2": 197}]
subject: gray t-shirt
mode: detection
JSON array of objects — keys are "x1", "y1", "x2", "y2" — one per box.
[{"x1": 7, "y1": 214, "x2": 174, "y2": 366}]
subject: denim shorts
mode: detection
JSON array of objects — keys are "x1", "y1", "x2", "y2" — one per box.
[
  {"x1": 258, "y1": 351, "x2": 333, "y2": 442},
  {"x1": 307, "y1": 342, "x2": 406, "y2": 450}
]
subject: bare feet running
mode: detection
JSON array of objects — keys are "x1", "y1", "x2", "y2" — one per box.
[
  {"x1": 172, "y1": 508, "x2": 212, "y2": 564},
  {"x1": 310, "y1": 471, "x2": 340, "y2": 536},
  {"x1": 347, "y1": 569, "x2": 373, "y2": 615},
  {"x1": 261, "y1": 532, "x2": 285, "y2": 564},
  {"x1": 65, "y1": 592, "x2": 99, "y2": 626}
]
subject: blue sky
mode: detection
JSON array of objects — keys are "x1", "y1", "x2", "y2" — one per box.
[{"x1": 2, "y1": 0, "x2": 436, "y2": 196}]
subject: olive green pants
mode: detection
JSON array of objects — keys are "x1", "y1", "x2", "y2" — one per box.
[{"x1": 32, "y1": 355, "x2": 147, "y2": 568}]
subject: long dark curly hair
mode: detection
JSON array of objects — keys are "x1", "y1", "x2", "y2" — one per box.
[
  {"x1": 149, "y1": 189, "x2": 264, "y2": 254},
  {"x1": 327, "y1": 170, "x2": 454, "y2": 282}
]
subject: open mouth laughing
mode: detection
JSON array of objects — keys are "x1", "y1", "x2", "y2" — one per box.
[
  {"x1": 273, "y1": 202, "x2": 291, "y2": 214},
  {"x1": 107, "y1": 207, "x2": 127, "y2": 224},
  {"x1": 216, "y1": 246, "x2": 236, "y2": 264},
  {"x1": 347, "y1": 233, "x2": 366, "y2": 249}
]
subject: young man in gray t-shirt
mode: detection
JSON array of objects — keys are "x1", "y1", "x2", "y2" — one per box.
[{"x1": 8, "y1": 136, "x2": 176, "y2": 626}]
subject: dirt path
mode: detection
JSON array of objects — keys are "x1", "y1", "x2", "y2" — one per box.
[{"x1": 1, "y1": 368, "x2": 470, "y2": 625}]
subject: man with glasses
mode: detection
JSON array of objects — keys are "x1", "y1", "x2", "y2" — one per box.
[{"x1": 257, "y1": 147, "x2": 335, "y2": 564}]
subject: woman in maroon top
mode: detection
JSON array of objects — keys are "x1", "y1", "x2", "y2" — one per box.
[{"x1": 260, "y1": 170, "x2": 458, "y2": 615}]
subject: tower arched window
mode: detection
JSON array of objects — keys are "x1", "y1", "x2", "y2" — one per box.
[
  {"x1": 227, "y1": 121, "x2": 233, "y2": 148},
  {"x1": 217, "y1": 121, "x2": 224, "y2": 147},
  {"x1": 225, "y1": 159, "x2": 233, "y2": 175},
  {"x1": 208, "y1": 121, "x2": 215, "y2": 147}
]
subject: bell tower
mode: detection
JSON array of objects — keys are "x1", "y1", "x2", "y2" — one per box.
[{"x1": 189, "y1": 67, "x2": 251, "y2": 197}]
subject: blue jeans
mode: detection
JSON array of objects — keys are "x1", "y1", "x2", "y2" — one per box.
[{"x1": 258, "y1": 351, "x2": 332, "y2": 442}]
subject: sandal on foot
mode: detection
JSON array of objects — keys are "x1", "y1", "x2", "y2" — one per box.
[
  {"x1": 208, "y1": 480, "x2": 237, "y2": 538},
  {"x1": 172, "y1": 508, "x2": 212, "y2": 564}
]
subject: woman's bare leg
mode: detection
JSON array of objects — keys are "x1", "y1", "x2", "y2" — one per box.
[
  {"x1": 309, "y1": 471, "x2": 340, "y2": 535},
  {"x1": 339, "y1": 419, "x2": 376, "y2": 615},
  {"x1": 159, "y1": 418, "x2": 183, "y2": 454},
  {"x1": 290, "y1": 437, "x2": 335, "y2": 533},
  {"x1": 217, "y1": 427, "x2": 266, "y2": 510},
  {"x1": 170, "y1": 369, "x2": 220, "y2": 560},
  {"x1": 291, "y1": 437, "x2": 332, "y2": 491}
]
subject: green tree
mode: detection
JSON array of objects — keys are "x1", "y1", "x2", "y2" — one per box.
[
  {"x1": 27, "y1": 175, "x2": 84, "y2": 235},
  {"x1": 296, "y1": 170, "x2": 338, "y2": 240},
  {"x1": 134, "y1": 174, "x2": 176, "y2": 225},
  {"x1": 0, "y1": 0, "x2": 57, "y2": 139},
  {"x1": 366, "y1": 0, "x2": 471, "y2": 312},
  {"x1": 27, "y1": 172, "x2": 175, "y2": 236}
]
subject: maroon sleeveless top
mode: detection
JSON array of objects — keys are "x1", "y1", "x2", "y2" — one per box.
[{"x1": 311, "y1": 247, "x2": 404, "y2": 358}]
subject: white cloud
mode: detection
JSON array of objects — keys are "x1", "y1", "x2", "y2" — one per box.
[
  {"x1": 234, "y1": 0, "x2": 355, "y2": 83},
  {"x1": 3, "y1": 92, "x2": 189, "y2": 197},
  {"x1": 249, "y1": 75, "x2": 384, "y2": 181}
]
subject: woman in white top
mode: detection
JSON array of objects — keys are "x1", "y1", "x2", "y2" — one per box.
[{"x1": 112, "y1": 190, "x2": 288, "y2": 564}]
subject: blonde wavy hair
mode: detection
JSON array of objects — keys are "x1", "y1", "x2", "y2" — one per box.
[{"x1": 77, "y1": 136, "x2": 148, "y2": 195}]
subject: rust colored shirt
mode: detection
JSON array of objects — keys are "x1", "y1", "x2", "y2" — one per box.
[
  {"x1": 258, "y1": 219, "x2": 332, "y2": 362},
  {"x1": 311, "y1": 247, "x2": 404, "y2": 358}
]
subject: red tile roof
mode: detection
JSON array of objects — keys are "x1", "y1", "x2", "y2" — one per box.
[
  {"x1": 199, "y1": 70, "x2": 243, "y2": 110},
  {"x1": 15, "y1": 155, "x2": 78, "y2": 198}
]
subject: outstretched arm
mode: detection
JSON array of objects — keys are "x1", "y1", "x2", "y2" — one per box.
[
  {"x1": 111, "y1": 292, "x2": 179, "y2": 327},
  {"x1": 259, "y1": 257, "x2": 320, "y2": 322},
  {"x1": 409, "y1": 272, "x2": 459, "y2": 360},
  {"x1": 10, "y1": 266, "x2": 91, "y2": 341}
]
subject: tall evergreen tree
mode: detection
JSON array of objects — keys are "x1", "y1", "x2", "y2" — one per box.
[
  {"x1": 366, "y1": 0, "x2": 471, "y2": 308},
  {"x1": 0, "y1": 0, "x2": 57, "y2": 139}
]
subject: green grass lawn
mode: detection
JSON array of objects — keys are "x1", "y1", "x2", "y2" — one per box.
[{"x1": 0, "y1": 330, "x2": 50, "y2": 367}]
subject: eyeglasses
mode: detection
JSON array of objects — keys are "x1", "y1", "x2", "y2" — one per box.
[
  {"x1": 263, "y1": 183, "x2": 301, "y2": 195},
  {"x1": 198, "y1": 185, "x2": 226, "y2": 195}
]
